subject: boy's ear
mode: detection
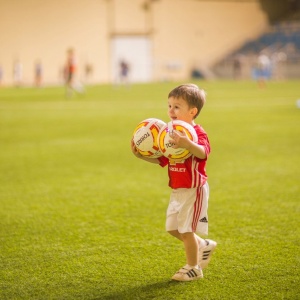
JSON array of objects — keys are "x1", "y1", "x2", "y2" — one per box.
[{"x1": 190, "y1": 107, "x2": 198, "y2": 118}]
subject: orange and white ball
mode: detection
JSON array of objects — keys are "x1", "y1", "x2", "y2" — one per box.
[
  {"x1": 133, "y1": 118, "x2": 166, "y2": 158},
  {"x1": 158, "y1": 120, "x2": 198, "y2": 161}
]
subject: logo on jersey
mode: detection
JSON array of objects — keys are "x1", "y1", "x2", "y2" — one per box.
[{"x1": 169, "y1": 166, "x2": 186, "y2": 172}]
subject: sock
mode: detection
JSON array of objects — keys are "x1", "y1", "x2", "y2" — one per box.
[{"x1": 186, "y1": 264, "x2": 200, "y2": 270}]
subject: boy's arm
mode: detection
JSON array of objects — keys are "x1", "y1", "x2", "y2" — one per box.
[
  {"x1": 185, "y1": 141, "x2": 206, "y2": 159},
  {"x1": 169, "y1": 131, "x2": 207, "y2": 159}
]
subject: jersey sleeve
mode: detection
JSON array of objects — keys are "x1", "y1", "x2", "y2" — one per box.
[
  {"x1": 157, "y1": 156, "x2": 169, "y2": 167},
  {"x1": 195, "y1": 125, "x2": 211, "y2": 160}
]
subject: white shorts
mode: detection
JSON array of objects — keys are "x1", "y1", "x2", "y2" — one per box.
[{"x1": 166, "y1": 182, "x2": 209, "y2": 235}]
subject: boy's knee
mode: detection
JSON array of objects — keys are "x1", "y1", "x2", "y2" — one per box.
[
  {"x1": 167, "y1": 230, "x2": 178, "y2": 236},
  {"x1": 181, "y1": 232, "x2": 193, "y2": 240},
  {"x1": 168, "y1": 230, "x2": 182, "y2": 239}
]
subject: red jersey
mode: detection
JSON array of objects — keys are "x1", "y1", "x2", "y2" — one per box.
[{"x1": 158, "y1": 124, "x2": 210, "y2": 189}]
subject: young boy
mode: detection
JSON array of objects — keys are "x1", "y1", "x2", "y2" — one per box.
[{"x1": 131, "y1": 83, "x2": 217, "y2": 281}]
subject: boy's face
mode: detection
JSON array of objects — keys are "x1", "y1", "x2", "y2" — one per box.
[{"x1": 168, "y1": 96, "x2": 197, "y2": 124}]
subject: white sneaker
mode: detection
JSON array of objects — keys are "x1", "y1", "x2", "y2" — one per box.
[
  {"x1": 171, "y1": 267, "x2": 203, "y2": 281},
  {"x1": 198, "y1": 239, "x2": 217, "y2": 269}
]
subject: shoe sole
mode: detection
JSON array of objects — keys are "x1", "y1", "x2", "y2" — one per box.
[
  {"x1": 171, "y1": 268, "x2": 203, "y2": 281},
  {"x1": 172, "y1": 275, "x2": 203, "y2": 282}
]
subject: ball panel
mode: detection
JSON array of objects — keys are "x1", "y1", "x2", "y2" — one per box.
[{"x1": 133, "y1": 127, "x2": 153, "y2": 152}]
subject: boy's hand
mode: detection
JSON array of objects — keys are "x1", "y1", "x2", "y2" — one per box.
[
  {"x1": 131, "y1": 138, "x2": 143, "y2": 158},
  {"x1": 169, "y1": 130, "x2": 191, "y2": 149}
]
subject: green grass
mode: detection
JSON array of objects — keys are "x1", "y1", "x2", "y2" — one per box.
[{"x1": 0, "y1": 80, "x2": 299, "y2": 299}]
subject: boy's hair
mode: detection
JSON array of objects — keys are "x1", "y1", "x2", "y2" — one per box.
[{"x1": 168, "y1": 83, "x2": 206, "y2": 119}]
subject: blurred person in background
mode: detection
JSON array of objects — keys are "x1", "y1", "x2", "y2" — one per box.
[
  {"x1": 255, "y1": 52, "x2": 271, "y2": 88},
  {"x1": 119, "y1": 59, "x2": 130, "y2": 86},
  {"x1": 34, "y1": 60, "x2": 43, "y2": 87},
  {"x1": 64, "y1": 48, "x2": 84, "y2": 98},
  {"x1": 84, "y1": 63, "x2": 93, "y2": 84},
  {"x1": 13, "y1": 59, "x2": 23, "y2": 87},
  {"x1": 233, "y1": 55, "x2": 243, "y2": 80},
  {"x1": 0, "y1": 65, "x2": 3, "y2": 86}
]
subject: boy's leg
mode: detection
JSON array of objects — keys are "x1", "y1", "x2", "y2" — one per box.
[
  {"x1": 166, "y1": 188, "x2": 205, "y2": 281},
  {"x1": 181, "y1": 232, "x2": 198, "y2": 267},
  {"x1": 169, "y1": 230, "x2": 203, "y2": 281},
  {"x1": 169, "y1": 231, "x2": 207, "y2": 267},
  {"x1": 168, "y1": 230, "x2": 181, "y2": 240},
  {"x1": 169, "y1": 230, "x2": 205, "y2": 247},
  {"x1": 179, "y1": 233, "x2": 217, "y2": 269}
]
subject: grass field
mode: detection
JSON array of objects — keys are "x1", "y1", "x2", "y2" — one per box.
[{"x1": 0, "y1": 80, "x2": 299, "y2": 299}]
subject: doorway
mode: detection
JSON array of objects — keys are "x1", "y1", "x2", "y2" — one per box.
[{"x1": 111, "y1": 36, "x2": 153, "y2": 83}]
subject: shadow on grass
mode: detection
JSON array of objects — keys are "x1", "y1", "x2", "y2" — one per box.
[{"x1": 95, "y1": 280, "x2": 182, "y2": 300}]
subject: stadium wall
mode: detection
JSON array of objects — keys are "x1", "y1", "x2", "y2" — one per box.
[{"x1": 0, "y1": 0, "x2": 270, "y2": 86}]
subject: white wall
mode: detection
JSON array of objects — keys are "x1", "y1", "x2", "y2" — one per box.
[{"x1": 0, "y1": 0, "x2": 108, "y2": 86}]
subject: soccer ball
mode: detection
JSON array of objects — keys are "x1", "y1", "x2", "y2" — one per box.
[
  {"x1": 158, "y1": 120, "x2": 198, "y2": 161},
  {"x1": 133, "y1": 118, "x2": 166, "y2": 158}
]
